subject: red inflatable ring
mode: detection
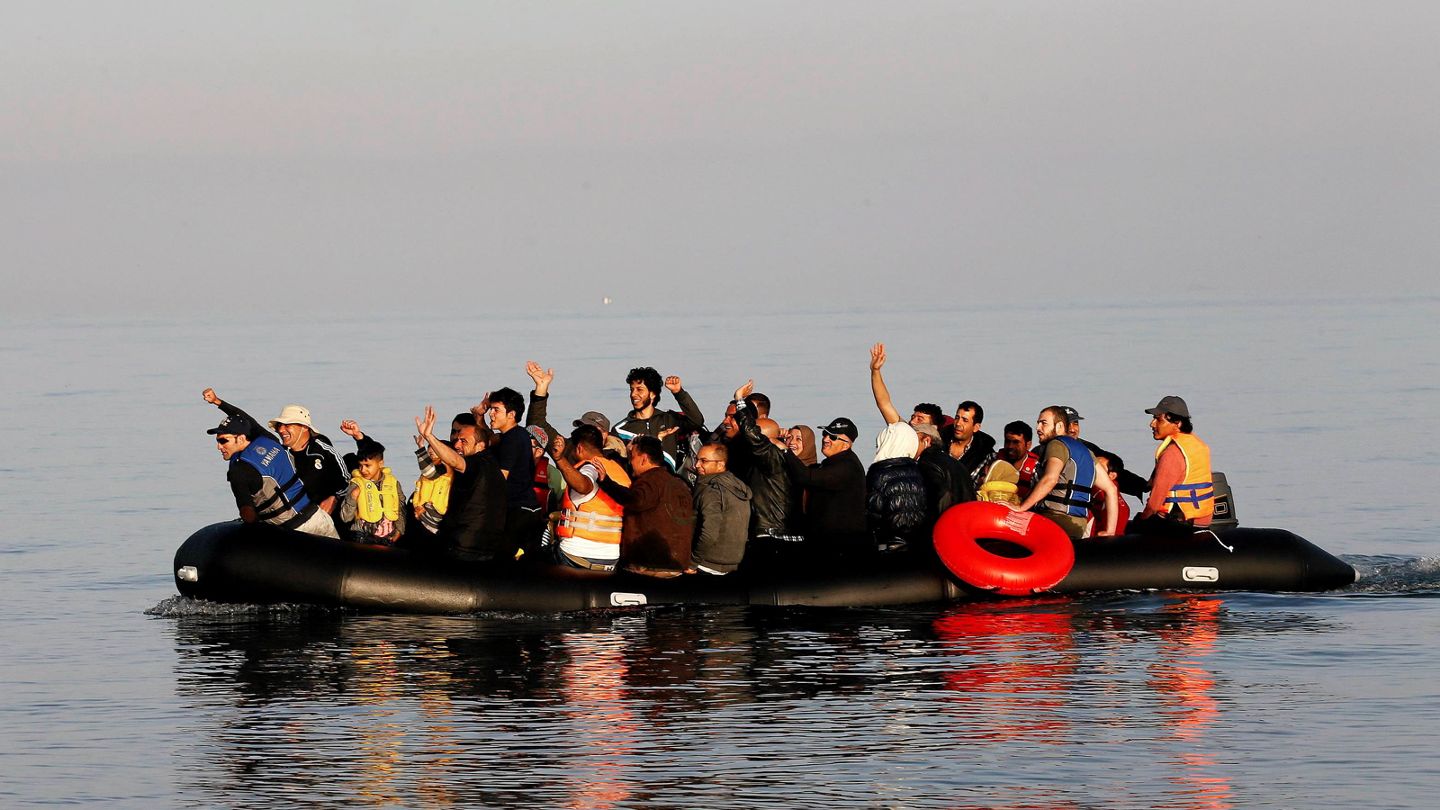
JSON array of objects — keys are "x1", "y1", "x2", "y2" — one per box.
[{"x1": 932, "y1": 502, "x2": 1075, "y2": 596}]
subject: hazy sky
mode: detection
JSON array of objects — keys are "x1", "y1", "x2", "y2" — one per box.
[{"x1": 4, "y1": 1, "x2": 1437, "y2": 317}]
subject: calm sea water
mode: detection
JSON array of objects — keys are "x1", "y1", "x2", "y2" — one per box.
[{"x1": 3, "y1": 297, "x2": 1438, "y2": 808}]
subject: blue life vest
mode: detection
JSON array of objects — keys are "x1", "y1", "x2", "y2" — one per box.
[
  {"x1": 233, "y1": 434, "x2": 313, "y2": 526},
  {"x1": 1040, "y1": 436, "x2": 1096, "y2": 518}
]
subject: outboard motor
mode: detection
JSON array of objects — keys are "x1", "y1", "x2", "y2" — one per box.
[{"x1": 1209, "y1": 471, "x2": 1238, "y2": 529}]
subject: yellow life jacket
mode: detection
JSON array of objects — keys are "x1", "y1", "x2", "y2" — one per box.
[
  {"x1": 1155, "y1": 433, "x2": 1214, "y2": 522},
  {"x1": 557, "y1": 457, "x2": 631, "y2": 545},
  {"x1": 976, "y1": 460, "x2": 1021, "y2": 506},
  {"x1": 353, "y1": 468, "x2": 402, "y2": 523},
  {"x1": 412, "y1": 469, "x2": 452, "y2": 516}
]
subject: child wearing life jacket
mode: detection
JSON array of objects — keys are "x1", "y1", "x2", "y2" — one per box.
[{"x1": 337, "y1": 420, "x2": 406, "y2": 545}]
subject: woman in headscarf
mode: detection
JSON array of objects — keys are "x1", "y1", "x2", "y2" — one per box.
[{"x1": 784, "y1": 425, "x2": 819, "y2": 531}]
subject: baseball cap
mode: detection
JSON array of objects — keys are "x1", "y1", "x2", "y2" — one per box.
[
  {"x1": 1144, "y1": 395, "x2": 1191, "y2": 419},
  {"x1": 818, "y1": 417, "x2": 858, "y2": 442},
  {"x1": 526, "y1": 425, "x2": 549, "y2": 449},
  {"x1": 572, "y1": 411, "x2": 611, "y2": 434},
  {"x1": 1060, "y1": 406, "x2": 1084, "y2": 422},
  {"x1": 207, "y1": 415, "x2": 253, "y2": 436}
]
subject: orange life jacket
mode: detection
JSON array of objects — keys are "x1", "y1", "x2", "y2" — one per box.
[
  {"x1": 556, "y1": 457, "x2": 631, "y2": 545},
  {"x1": 1156, "y1": 433, "x2": 1214, "y2": 522}
]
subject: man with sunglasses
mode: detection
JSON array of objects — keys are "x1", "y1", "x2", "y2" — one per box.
[
  {"x1": 782, "y1": 417, "x2": 867, "y2": 559},
  {"x1": 202, "y1": 389, "x2": 349, "y2": 515},
  {"x1": 207, "y1": 414, "x2": 340, "y2": 538}
]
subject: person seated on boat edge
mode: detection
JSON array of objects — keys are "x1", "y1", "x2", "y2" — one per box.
[
  {"x1": 780, "y1": 416, "x2": 867, "y2": 559},
  {"x1": 868, "y1": 342, "x2": 965, "y2": 526},
  {"x1": 414, "y1": 405, "x2": 508, "y2": 562},
  {"x1": 545, "y1": 425, "x2": 630, "y2": 572},
  {"x1": 206, "y1": 414, "x2": 340, "y2": 538},
  {"x1": 863, "y1": 342, "x2": 931, "y2": 554},
  {"x1": 947, "y1": 399, "x2": 998, "y2": 491},
  {"x1": 999, "y1": 420, "x2": 1039, "y2": 500},
  {"x1": 1059, "y1": 405, "x2": 1148, "y2": 499},
  {"x1": 474, "y1": 387, "x2": 545, "y2": 561},
  {"x1": 335, "y1": 420, "x2": 405, "y2": 545},
  {"x1": 611, "y1": 366, "x2": 705, "y2": 472},
  {"x1": 202, "y1": 389, "x2": 349, "y2": 516},
  {"x1": 690, "y1": 442, "x2": 753, "y2": 575},
  {"x1": 595, "y1": 436, "x2": 694, "y2": 578},
  {"x1": 1135, "y1": 396, "x2": 1214, "y2": 536},
  {"x1": 728, "y1": 379, "x2": 800, "y2": 545},
  {"x1": 1089, "y1": 450, "x2": 1132, "y2": 538},
  {"x1": 1009, "y1": 406, "x2": 1120, "y2": 541}
]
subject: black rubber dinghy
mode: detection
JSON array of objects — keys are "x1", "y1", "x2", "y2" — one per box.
[{"x1": 173, "y1": 521, "x2": 1356, "y2": 614}]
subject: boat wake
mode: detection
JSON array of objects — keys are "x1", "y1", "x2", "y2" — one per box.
[
  {"x1": 1342, "y1": 554, "x2": 1440, "y2": 595},
  {"x1": 145, "y1": 595, "x2": 339, "y2": 618}
]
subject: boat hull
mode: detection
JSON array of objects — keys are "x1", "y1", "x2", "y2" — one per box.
[{"x1": 172, "y1": 521, "x2": 1356, "y2": 614}]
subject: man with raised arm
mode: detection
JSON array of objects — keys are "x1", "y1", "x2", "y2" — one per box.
[
  {"x1": 415, "y1": 405, "x2": 507, "y2": 562},
  {"x1": 1009, "y1": 406, "x2": 1120, "y2": 541},
  {"x1": 728, "y1": 379, "x2": 798, "y2": 543},
  {"x1": 611, "y1": 366, "x2": 704, "y2": 471},
  {"x1": 204, "y1": 409, "x2": 340, "y2": 539},
  {"x1": 202, "y1": 388, "x2": 349, "y2": 515},
  {"x1": 869, "y1": 343, "x2": 964, "y2": 520},
  {"x1": 545, "y1": 426, "x2": 631, "y2": 572}
]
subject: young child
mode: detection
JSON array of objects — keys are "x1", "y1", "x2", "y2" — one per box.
[{"x1": 338, "y1": 420, "x2": 405, "y2": 545}]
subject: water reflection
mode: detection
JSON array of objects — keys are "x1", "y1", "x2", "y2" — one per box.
[{"x1": 162, "y1": 596, "x2": 1335, "y2": 808}]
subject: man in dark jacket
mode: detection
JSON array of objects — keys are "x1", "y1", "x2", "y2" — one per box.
[
  {"x1": 597, "y1": 436, "x2": 694, "y2": 577},
  {"x1": 916, "y1": 422, "x2": 973, "y2": 516},
  {"x1": 949, "y1": 400, "x2": 998, "y2": 489},
  {"x1": 611, "y1": 366, "x2": 705, "y2": 471},
  {"x1": 415, "y1": 406, "x2": 508, "y2": 562},
  {"x1": 203, "y1": 389, "x2": 349, "y2": 514},
  {"x1": 782, "y1": 417, "x2": 867, "y2": 557},
  {"x1": 691, "y1": 443, "x2": 752, "y2": 574},
  {"x1": 728, "y1": 379, "x2": 796, "y2": 540}
]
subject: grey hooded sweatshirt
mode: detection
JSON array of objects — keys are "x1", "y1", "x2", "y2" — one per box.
[{"x1": 691, "y1": 470, "x2": 753, "y2": 573}]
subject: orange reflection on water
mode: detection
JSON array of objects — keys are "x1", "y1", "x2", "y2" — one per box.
[
  {"x1": 1151, "y1": 596, "x2": 1232, "y2": 810},
  {"x1": 932, "y1": 601, "x2": 1077, "y2": 744},
  {"x1": 559, "y1": 631, "x2": 636, "y2": 810}
]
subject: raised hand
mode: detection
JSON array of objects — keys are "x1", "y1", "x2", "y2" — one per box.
[
  {"x1": 733, "y1": 379, "x2": 755, "y2": 402},
  {"x1": 549, "y1": 435, "x2": 566, "y2": 458},
  {"x1": 664, "y1": 375, "x2": 683, "y2": 394},
  {"x1": 339, "y1": 419, "x2": 364, "y2": 440},
  {"x1": 202, "y1": 388, "x2": 222, "y2": 406},
  {"x1": 870, "y1": 342, "x2": 886, "y2": 372},
  {"x1": 526, "y1": 361, "x2": 554, "y2": 396},
  {"x1": 415, "y1": 405, "x2": 437, "y2": 440}
]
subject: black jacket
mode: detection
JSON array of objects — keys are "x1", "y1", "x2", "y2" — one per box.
[
  {"x1": 732, "y1": 401, "x2": 794, "y2": 535},
  {"x1": 783, "y1": 448, "x2": 866, "y2": 552},
  {"x1": 918, "y1": 445, "x2": 973, "y2": 518},
  {"x1": 217, "y1": 401, "x2": 348, "y2": 506},
  {"x1": 866, "y1": 457, "x2": 929, "y2": 549},
  {"x1": 957, "y1": 430, "x2": 998, "y2": 488},
  {"x1": 610, "y1": 389, "x2": 705, "y2": 470}
]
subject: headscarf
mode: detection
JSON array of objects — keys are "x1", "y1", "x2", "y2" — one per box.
[
  {"x1": 788, "y1": 425, "x2": 818, "y2": 466},
  {"x1": 873, "y1": 421, "x2": 919, "y2": 464}
]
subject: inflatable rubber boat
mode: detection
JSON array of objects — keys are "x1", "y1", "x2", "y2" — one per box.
[{"x1": 172, "y1": 512, "x2": 1356, "y2": 614}]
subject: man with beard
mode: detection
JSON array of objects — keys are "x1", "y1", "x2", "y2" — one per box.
[
  {"x1": 1010, "y1": 405, "x2": 1120, "y2": 541},
  {"x1": 611, "y1": 366, "x2": 704, "y2": 471}
]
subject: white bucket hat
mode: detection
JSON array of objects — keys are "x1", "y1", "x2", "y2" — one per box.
[{"x1": 268, "y1": 404, "x2": 314, "y2": 431}]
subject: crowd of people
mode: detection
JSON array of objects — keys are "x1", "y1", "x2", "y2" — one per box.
[{"x1": 201, "y1": 345, "x2": 1216, "y2": 577}]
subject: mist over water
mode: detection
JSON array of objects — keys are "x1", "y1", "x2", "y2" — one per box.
[{"x1": 4, "y1": 296, "x2": 1439, "y2": 807}]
